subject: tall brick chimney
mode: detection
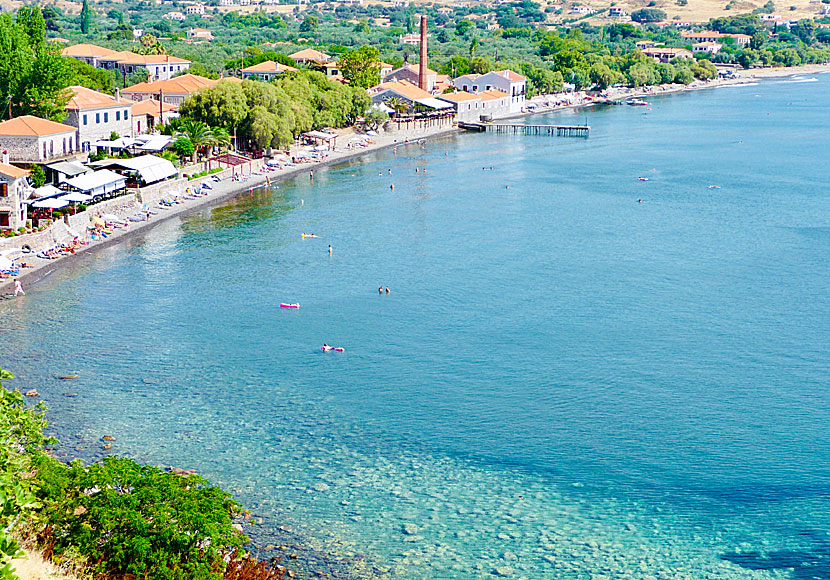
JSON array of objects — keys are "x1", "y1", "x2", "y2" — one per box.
[{"x1": 419, "y1": 15, "x2": 428, "y2": 91}]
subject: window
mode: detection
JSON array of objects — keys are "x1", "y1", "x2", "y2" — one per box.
[
  {"x1": 96, "y1": 113, "x2": 100, "y2": 123},
  {"x1": 116, "y1": 111, "x2": 120, "y2": 121},
  {"x1": 0, "y1": 212, "x2": 9, "y2": 228},
  {"x1": 124, "y1": 110, "x2": 129, "y2": 120},
  {"x1": 104, "y1": 112, "x2": 108, "y2": 122},
  {"x1": 0, "y1": 183, "x2": 8, "y2": 197},
  {"x1": 83, "y1": 114, "x2": 88, "y2": 125}
]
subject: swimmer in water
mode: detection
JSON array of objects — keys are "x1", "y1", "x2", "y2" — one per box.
[
  {"x1": 328, "y1": 245, "x2": 332, "y2": 256},
  {"x1": 385, "y1": 287, "x2": 389, "y2": 294},
  {"x1": 390, "y1": 184, "x2": 395, "y2": 190},
  {"x1": 379, "y1": 287, "x2": 383, "y2": 294},
  {"x1": 388, "y1": 169, "x2": 392, "y2": 176},
  {"x1": 416, "y1": 168, "x2": 419, "y2": 173}
]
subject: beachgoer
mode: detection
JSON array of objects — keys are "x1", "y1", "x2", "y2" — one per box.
[
  {"x1": 379, "y1": 287, "x2": 383, "y2": 294},
  {"x1": 388, "y1": 169, "x2": 392, "y2": 176},
  {"x1": 385, "y1": 287, "x2": 389, "y2": 294},
  {"x1": 310, "y1": 170, "x2": 314, "y2": 181},
  {"x1": 13, "y1": 279, "x2": 24, "y2": 296},
  {"x1": 328, "y1": 245, "x2": 332, "y2": 256}
]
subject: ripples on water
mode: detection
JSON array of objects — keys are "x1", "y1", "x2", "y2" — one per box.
[{"x1": 3, "y1": 76, "x2": 830, "y2": 579}]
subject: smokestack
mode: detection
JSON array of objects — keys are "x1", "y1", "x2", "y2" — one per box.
[
  {"x1": 419, "y1": 15, "x2": 428, "y2": 91},
  {"x1": 2, "y1": 151, "x2": 8, "y2": 165}
]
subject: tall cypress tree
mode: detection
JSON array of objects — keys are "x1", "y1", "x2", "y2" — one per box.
[{"x1": 80, "y1": 0, "x2": 92, "y2": 34}]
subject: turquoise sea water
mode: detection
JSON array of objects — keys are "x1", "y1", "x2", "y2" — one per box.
[{"x1": 3, "y1": 74, "x2": 830, "y2": 579}]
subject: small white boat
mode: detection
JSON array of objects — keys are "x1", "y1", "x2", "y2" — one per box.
[{"x1": 627, "y1": 99, "x2": 649, "y2": 106}]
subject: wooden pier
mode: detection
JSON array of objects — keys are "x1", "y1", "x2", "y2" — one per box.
[{"x1": 458, "y1": 121, "x2": 590, "y2": 137}]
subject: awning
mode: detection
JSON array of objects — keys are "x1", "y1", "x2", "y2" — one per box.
[
  {"x1": 88, "y1": 155, "x2": 177, "y2": 184},
  {"x1": 414, "y1": 97, "x2": 454, "y2": 110},
  {"x1": 303, "y1": 131, "x2": 337, "y2": 140},
  {"x1": 138, "y1": 136, "x2": 172, "y2": 151},
  {"x1": 31, "y1": 184, "x2": 63, "y2": 199},
  {"x1": 46, "y1": 160, "x2": 90, "y2": 177},
  {"x1": 59, "y1": 192, "x2": 93, "y2": 203},
  {"x1": 33, "y1": 198, "x2": 69, "y2": 209},
  {"x1": 94, "y1": 137, "x2": 138, "y2": 149},
  {"x1": 65, "y1": 169, "x2": 127, "y2": 194}
]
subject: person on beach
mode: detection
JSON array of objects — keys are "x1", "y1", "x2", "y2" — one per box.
[
  {"x1": 328, "y1": 245, "x2": 332, "y2": 256},
  {"x1": 13, "y1": 278, "x2": 24, "y2": 296}
]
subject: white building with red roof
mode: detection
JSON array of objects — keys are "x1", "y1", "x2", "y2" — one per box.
[
  {"x1": 451, "y1": 69, "x2": 526, "y2": 114},
  {"x1": 62, "y1": 44, "x2": 191, "y2": 81},
  {"x1": 0, "y1": 160, "x2": 30, "y2": 231},
  {"x1": 64, "y1": 86, "x2": 133, "y2": 152}
]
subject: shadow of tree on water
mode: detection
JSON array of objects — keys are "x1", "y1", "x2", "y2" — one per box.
[{"x1": 722, "y1": 538, "x2": 830, "y2": 579}]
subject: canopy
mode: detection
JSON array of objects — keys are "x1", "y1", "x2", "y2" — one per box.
[
  {"x1": 89, "y1": 155, "x2": 177, "y2": 185},
  {"x1": 414, "y1": 97, "x2": 453, "y2": 110},
  {"x1": 47, "y1": 160, "x2": 90, "y2": 178},
  {"x1": 0, "y1": 248, "x2": 22, "y2": 258},
  {"x1": 59, "y1": 192, "x2": 93, "y2": 203},
  {"x1": 65, "y1": 169, "x2": 127, "y2": 195},
  {"x1": 32, "y1": 198, "x2": 69, "y2": 209},
  {"x1": 138, "y1": 136, "x2": 172, "y2": 151},
  {"x1": 31, "y1": 184, "x2": 63, "y2": 200},
  {"x1": 0, "y1": 257, "x2": 13, "y2": 271},
  {"x1": 303, "y1": 131, "x2": 337, "y2": 140},
  {"x1": 94, "y1": 137, "x2": 138, "y2": 149}
]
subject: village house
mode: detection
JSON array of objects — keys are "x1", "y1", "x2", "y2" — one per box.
[
  {"x1": 693, "y1": 41, "x2": 722, "y2": 54},
  {"x1": 132, "y1": 100, "x2": 178, "y2": 135},
  {"x1": 384, "y1": 64, "x2": 437, "y2": 92},
  {"x1": 241, "y1": 61, "x2": 299, "y2": 80},
  {"x1": 642, "y1": 47, "x2": 693, "y2": 63},
  {"x1": 64, "y1": 86, "x2": 133, "y2": 153},
  {"x1": 122, "y1": 74, "x2": 240, "y2": 106},
  {"x1": 609, "y1": 7, "x2": 628, "y2": 17},
  {"x1": 0, "y1": 160, "x2": 30, "y2": 232},
  {"x1": 437, "y1": 91, "x2": 482, "y2": 122},
  {"x1": 399, "y1": 33, "x2": 421, "y2": 45},
  {"x1": 163, "y1": 11, "x2": 186, "y2": 20},
  {"x1": 478, "y1": 90, "x2": 511, "y2": 119},
  {"x1": 289, "y1": 48, "x2": 331, "y2": 64},
  {"x1": 185, "y1": 3, "x2": 206, "y2": 15},
  {"x1": 451, "y1": 70, "x2": 526, "y2": 114},
  {"x1": 681, "y1": 31, "x2": 751, "y2": 45},
  {"x1": 63, "y1": 44, "x2": 191, "y2": 81},
  {"x1": 635, "y1": 40, "x2": 660, "y2": 50},
  {"x1": 186, "y1": 27, "x2": 214, "y2": 41},
  {"x1": 0, "y1": 116, "x2": 79, "y2": 166},
  {"x1": 218, "y1": 0, "x2": 233, "y2": 5}
]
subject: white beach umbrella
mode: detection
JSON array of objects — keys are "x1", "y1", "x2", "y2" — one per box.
[{"x1": 0, "y1": 256, "x2": 14, "y2": 271}]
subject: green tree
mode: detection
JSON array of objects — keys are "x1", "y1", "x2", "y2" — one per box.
[
  {"x1": 384, "y1": 96, "x2": 410, "y2": 116},
  {"x1": 300, "y1": 15, "x2": 318, "y2": 33},
  {"x1": 180, "y1": 80, "x2": 248, "y2": 129},
  {"x1": 456, "y1": 19, "x2": 474, "y2": 36},
  {"x1": 630, "y1": 8, "x2": 667, "y2": 22},
  {"x1": 750, "y1": 31, "x2": 766, "y2": 49},
  {"x1": 80, "y1": 0, "x2": 93, "y2": 34},
  {"x1": 673, "y1": 66, "x2": 694, "y2": 84},
  {"x1": 589, "y1": 62, "x2": 617, "y2": 89},
  {"x1": 173, "y1": 137, "x2": 194, "y2": 159},
  {"x1": 339, "y1": 45, "x2": 381, "y2": 89},
  {"x1": 362, "y1": 105, "x2": 388, "y2": 130}
]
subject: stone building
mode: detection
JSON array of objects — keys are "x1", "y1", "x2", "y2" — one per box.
[
  {"x1": 0, "y1": 159, "x2": 30, "y2": 231},
  {"x1": 64, "y1": 86, "x2": 133, "y2": 153},
  {"x1": 0, "y1": 116, "x2": 78, "y2": 165}
]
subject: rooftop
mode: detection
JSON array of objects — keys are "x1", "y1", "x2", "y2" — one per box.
[
  {"x1": 242, "y1": 61, "x2": 299, "y2": 74},
  {"x1": 131, "y1": 99, "x2": 178, "y2": 117},
  {"x1": 438, "y1": 91, "x2": 480, "y2": 102},
  {"x1": 289, "y1": 48, "x2": 331, "y2": 62},
  {"x1": 373, "y1": 80, "x2": 433, "y2": 101},
  {"x1": 0, "y1": 163, "x2": 29, "y2": 178},
  {"x1": 61, "y1": 43, "x2": 118, "y2": 58},
  {"x1": 0, "y1": 115, "x2": 76, "y2": 137},
  {"x1": 66, "y1": 86, "x2": 130, "y2": 111},
  {"x1": 123, "y1": 74, "x2": 229, "y2": 95}
]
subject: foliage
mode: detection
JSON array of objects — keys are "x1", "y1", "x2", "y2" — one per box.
[
  {"x1": 0, "y1": 8, "x2": 72, "y2": 121},
  {"x1": 338, "y1": 45, "x2": 381, "y2": 89},
  {"x1": 28, "y1": 164, "x2": 46, "y2": 187},
  {"x1": 630, "y1": 8, "x2": 668, "y2": 23},
  {"x1": 67, "y1": 59, "x2": 115, "y2": 93},
  {"x1": 361, "y1": 105, "x2": 389, "y2": 130},
  {"x1": 35, "y1": 456, "x2": 245, "y2": 580},
  {"x1": 709, "y1": 13, "x2": 764, "y2": 35},
  {"x1": 177, "y1": 119, "x2": 213, "y2": 162},
  {"x1": 79, "y1": 0, "x2": 93, "y2": 35},
  {"x1": 300, "y1": 15, "x2": 318, "y2": 34},
  {"x1": 173, "y1": 137, "x2": 195, "y2": 159}
]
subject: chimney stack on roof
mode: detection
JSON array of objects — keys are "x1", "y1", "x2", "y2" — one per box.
[
  {"x1": 419, "y1": 15, "x2": 428, "y2": 91},
  {"x1": 2, "y1": 151, "x2": 9, "y2": 165}
]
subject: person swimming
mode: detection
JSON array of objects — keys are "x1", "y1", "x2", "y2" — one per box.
[
  {"x1": 379, "y1": 286, "x2": 383, "y2": 294},
  {"x1": 385, "y1": 287, "x2": 389, "y2": 294}
]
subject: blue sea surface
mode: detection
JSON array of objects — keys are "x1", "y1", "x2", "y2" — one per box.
[{"x1": 3, "y1": 74, "x2": 830, "y2": 579}]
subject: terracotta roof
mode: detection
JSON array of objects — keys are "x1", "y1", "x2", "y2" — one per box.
[
  {"x1": 61, "y1": 43, "x2": 118, "y2": 58},
  {"x1": 479, "y1": 89, "x2": 509, "y2": 101},
  {"x1": 694, "y1": 41, "x2": 721, "y2": 46},
  {"x1": 131, "y1": 99, "x2": 178, "y2": 117},
  {"x1": 289, "y1": 48, "x2": 330, "y2": 61},
  {"x1": 438, "y1": 91, "x2": 480, "y2": 102},
  {"x1": 66, "y1": 86, "x2": 130, "y2": 111},
  {"x1": 494, "y1": 69, "x2": 526, "y2": 82},
  {"x1": 402, "y1": 63, "x2": 437, "y2": 76},
  {"x1": 373, "y1": 80, "x2": 432, "y2": 101},
  {"x1": 241, "y1": 61, "x2": 299, "y2": 74},
  {"x1": 103, "y1": 52, "x2": 191, "y2": 65},
  {"x1": 190, "y1": 27, "x2": 211, "y2": 32},
  {"x1": 122, "y1": 74, "x2": 222, "y2": 96},
  {"x1": 0, "y1": 115, "x2": 76, "y2": 137},
  {"x1": 0, "y1": 163, "x2": 29, "y2": 178}
]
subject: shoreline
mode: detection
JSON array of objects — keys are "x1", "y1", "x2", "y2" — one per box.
[
  {"x1": 5, "y1": 61, "x2": 829, "y2": 296},
  {"x1": 2, "y1": 124, "x2": 460, "y2": 295}
]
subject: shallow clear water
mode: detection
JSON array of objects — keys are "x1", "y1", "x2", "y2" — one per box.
[{"x1": 4, "y1": 75, "x2": 830, "y2": 579}]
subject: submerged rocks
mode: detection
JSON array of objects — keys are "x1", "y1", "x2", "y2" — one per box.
[
  {"x1": 402, "y1": 523, "x2": 418, "y2": 536},
  {"x1": 102, "y1": 435, "x2": 116, "y2": 442},
  {"x1": 493, "y1": 565, "x2": 515, "y2": 576},
  {"x1": 311, "y1": 482, "x2": 330, "y2": 492}
]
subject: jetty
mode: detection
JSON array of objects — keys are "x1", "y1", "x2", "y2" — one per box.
[{"x1": 458, "y1": 121, "x2": 590, "y2": 137}]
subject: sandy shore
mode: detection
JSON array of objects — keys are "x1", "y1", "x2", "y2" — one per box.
[{"x1": 1, "y1": 124, "x2": 459, "y2": 295}]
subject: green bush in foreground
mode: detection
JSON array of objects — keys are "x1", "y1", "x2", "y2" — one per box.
[{"x1": 0, "y1": 366, "x2": 265, "y2": 580}]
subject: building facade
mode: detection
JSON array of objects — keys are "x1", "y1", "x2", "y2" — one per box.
[
  {"x1": 0, "y1": 116, "x2": 78, "y2": 165},
  {"x1": 0, "y1": 161, "x2": 30, "y2": 231},
  {"x1": 64, "y1": 86, "x2": 133, "y2": 152},
  {"x1": 451, "y1": 70, "x2": 526, "y2": 114}
]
